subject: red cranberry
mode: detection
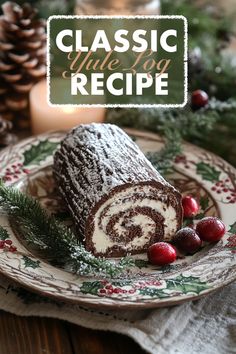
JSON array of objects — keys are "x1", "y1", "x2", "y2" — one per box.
[
  {"x1": 172, "y1": 227, "x2": 202, "y2": 254},
  {"x1": 182, "y1": 196, "x2": 199, "y2": 218},
  {"x1": 196, "y1": 217, "x2": 226, "y2": 242},
  {"x1": 147, "y1": 242, "x2": 176, "y2": 266},
  {"x1": 191, "y1": 90, "x2": 209, "y2": 108}
]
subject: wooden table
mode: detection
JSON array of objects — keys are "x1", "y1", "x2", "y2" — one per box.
[{"x1": 0, "y1": 310, "x2": 145, "y2": 354}]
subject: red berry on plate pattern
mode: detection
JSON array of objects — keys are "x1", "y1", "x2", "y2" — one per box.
[
  {"x1": 5, "y1": 239, "x2": 12, "y2": 245},
  {"x1": 196, "y1": 217, "x2": 226, "y2": 242},
  {"x1": 147, "y1": 242, "x2": 176, "y2": 266},
  {"x1": 182, "y1": 195, "x2": 199, "y2": 218},
  {"x1": 172, "y1": 227, "x2": 202, "y2": 254},
  {"x1": 9, "y1": 246, "x2": 17, "y2": 252},
  {"x1": 191, "y1": 89, "x2": 209, "y2": 108}
]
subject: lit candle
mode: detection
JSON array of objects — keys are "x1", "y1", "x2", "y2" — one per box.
[
  {"x1": 76, "y1": 0, "x2": 160, "y2": 15},
  {"x1": 30, "y1": 79, "x2": 105, "y2": 135}
]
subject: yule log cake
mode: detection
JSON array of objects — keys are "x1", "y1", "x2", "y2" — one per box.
[{"x1": 53, "y1": 123, "x2": 183, "y2": 257}]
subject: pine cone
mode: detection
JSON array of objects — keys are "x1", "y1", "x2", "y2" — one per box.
[
  {"x1": 0, "y1": 2, "x2": 46, "y2": 128},
  {"x1": 0, "y1": 114, "x2": 17, "y2": 147}
]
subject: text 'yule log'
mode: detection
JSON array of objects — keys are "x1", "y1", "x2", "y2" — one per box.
[{"x1": 64, "y1": 49, "x2": 171, "y2": 96}]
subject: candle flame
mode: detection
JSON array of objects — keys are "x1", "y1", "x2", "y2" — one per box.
[{"x1": 61, "y1": 106, "x2": 77, "y2": 114}]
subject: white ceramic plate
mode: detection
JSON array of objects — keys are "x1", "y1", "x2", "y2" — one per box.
[{"x1": 0, "y1": 129, "x2": 235, "y2": 309}]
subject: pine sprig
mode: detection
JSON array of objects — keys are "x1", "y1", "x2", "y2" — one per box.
[
  {"x1": 146, "y1": 129, "x2": 182, "y2": 176},
  {"x1": 107, "y1": 99, "x2": 236, "y2": 137},
  {"x1": 107, "y1": 98, "x2": 236, "y2": 172},
  {"x1": 0, "y1": 181, "x2": 134, "y2": 277}
]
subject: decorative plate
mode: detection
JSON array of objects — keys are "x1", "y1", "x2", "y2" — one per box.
[{"x1": 0, "y1": 129, "x2": 235, "y2": 309}]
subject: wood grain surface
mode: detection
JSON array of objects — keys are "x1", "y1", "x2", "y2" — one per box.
[{"x1": 0, "y1": 311, "x2": 145, "y2": 354}]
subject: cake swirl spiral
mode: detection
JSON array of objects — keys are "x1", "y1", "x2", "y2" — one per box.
[{"x1": 54, "y1": 123, "x2": 182, "y2": 257}]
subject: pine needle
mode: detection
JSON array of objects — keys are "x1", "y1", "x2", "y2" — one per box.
[
  {"x1": 0, "y1": 181, "x2": 134, "y2": 277},
  {"x1": 107, "y1": 99, "x2": 236, "y2": 174}
]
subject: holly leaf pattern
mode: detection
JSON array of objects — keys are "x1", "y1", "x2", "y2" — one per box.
[
  {"x1": 80, "y1": 281, "x2": 103, "y2": 295},
  {"x1": 23, "y1": 256, "x2": 40, "y2": 269},
  {"x1": 0, "y1": 226, "x2": 10, "y2": 240},
  {"x1": 166, "y1": 274, "x2": 209, "y2": 294},
  {"x1": 200, "y1": 196, "x2": 209, "y2": 211},
  {"x1": 225, "y1": 234, "x2": 236, "y2": 250},
  {"x1": 139, "y1": 275, "x2": 209, "y2": 298},
  {"x1": 228, "y1": 222, "x2": 236, "y2": 234},
  {"x1": 139, "y1": 288, "x2": 168, "y2": 298},
  {"x1": 196, "y1": 162, "x2": 221, "y2": 182},
  {"x1": 112, "y1": 280, "x2": 133, "y2": 287},
  {"x1": 23, "y1": 140, "x2": 59, "y2": 166}
]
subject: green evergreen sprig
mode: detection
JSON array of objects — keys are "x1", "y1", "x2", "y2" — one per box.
[
  {"x1": 146, "y1": 129, "x2": 182, "y2": 175},
  {"x1": 107, "y1": 99, "x2": 236, "y2": 137},
  {"x1": 0, "y1": 181, "x2": 134, "y2": 277},
  {"x1": 107, "y1": 98, "x2": 236, "y2": 174}
]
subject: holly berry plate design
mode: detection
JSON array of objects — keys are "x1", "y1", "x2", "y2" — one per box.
[{"x1": 0, "y1": 129, "x2": 235, "y2": 309}]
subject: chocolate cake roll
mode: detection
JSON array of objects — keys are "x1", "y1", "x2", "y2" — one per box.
[{"x1": 54, "y1": 123, "x2": 182, "y2": 257}]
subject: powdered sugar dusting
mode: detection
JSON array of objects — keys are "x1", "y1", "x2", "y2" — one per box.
[{"x1": 53, "y1": 123, "x2": 182, "y2": 256}]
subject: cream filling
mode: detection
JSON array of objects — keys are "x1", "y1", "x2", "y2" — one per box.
[{"x1": 92, "y1": 185, "x2": 179, "y2": 254}]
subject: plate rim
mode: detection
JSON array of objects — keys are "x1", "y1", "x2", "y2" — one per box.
[
  {"x1": 0, "y1": 128, "x2": 235, "y2": 309},
  {"x1": 0, "y1": 264, "x2": 235, "y2": 309}
]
